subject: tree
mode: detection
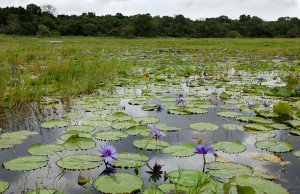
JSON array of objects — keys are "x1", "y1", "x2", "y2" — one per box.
[
  {"x1": 41, "y1": 5, "x2": 56, "y2": 16},
  {"x1": 26, "y1": 4, "x2": 41, "y2": 16}
]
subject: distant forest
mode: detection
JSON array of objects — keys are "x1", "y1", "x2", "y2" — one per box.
[{"x1": 1, "y1": 4, "x2": 300, "y2": 38}]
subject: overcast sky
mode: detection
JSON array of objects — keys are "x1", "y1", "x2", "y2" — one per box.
[{"x1": 1, "y1": 0, "x2": 299, "y2": 21}]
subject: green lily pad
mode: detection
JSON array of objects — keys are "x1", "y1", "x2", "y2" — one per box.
[
  {"x1": 143, "y1": 188, "x2": 164, "y2": 194},
  {"x1": 211, "y1": 141, "x2": 246, "y2": 154},
  {"x1": 273, "y1": 101, "x2": 293, "y2": 115},
  {"x1": 254, "y1": 111, "x2": 279, "y2": 118},
  {"x1": 65, "y1": 125, "x2": 95, "y2": 133},
  {"x1": 56, "y1": 154, "x2": 101, "y2": 170},
  {"x1": 0, "y1": 131, "x2": 38, "y2": 140},
  {"x1": 162, "y1": 144, "x2": 195, "y2": 157},
  {"x1": 223, "y1": 124, "x2": 244, "y2": 131},
  {"x1": 112, "y1": 152, "x2": 149, "y2": 168},
  {"x1": 94, "y1": 130, "x2": 128, "y2": 141},
  {"x1": 255, "y1": 140, "x2": 294, "y2": 152},
  {"x1": 0, "y1": 180, "x2": 9, "y2": 193},
  {"x1": 63, "y1": 137, "x2": 96, "y2": 150},
  {"x1": 133, "y1": 137, "x2": 169, "y2": 150},
  {"x1": 83, "y1": 120, "x2": 111, "y2": 128},
  {"x1": 3, "y1": 156, "x2": 48, "y2": 171},
  {"x1": 94, "y1": 173, "x2": 143, "y2": 194},
  {"x1": 158, "y1": 184, "x2": 190, "y2": 193},
  {"x1": 40, "y1": 119, "x2": 69, "y2": 128},
  {"x1": 249, "y1": 153, "x2": 283, "y2": 163},
  {"x1": 112, "y1": 120, "x2": 138, "y2": 130},
  {"x1": 62, "y1": 113, "x2": 85, "y2": 119},
  {"x1": 133, "y1": 116, "x2": 160, "y2": 124},
  {"x1": 106, "y1": 112, "x2": 132, "y2": 122},
  {"x1": 293, "y1": 150, "x2": 300, "y2": 157},
  {"x1": 60, "y1": 131, "x2": 93, "y2": 141},
  {"x1": 269, "y1": 123, "x2": 291, "y2": 130},
  {"x1": 256, "y1": 132, "x2": 276, "y2": 138},
  {"x1": 286, "y1": 120, "x2": 300, "y2": 128},
  {"x1": 248, "y1": 117, "x2": 274, "y2": 124},
  {"x1": 216, "y1": 111, "x2": 241, "y2": 118},
  {"x1": 126, "y1": 125, "x2": 150, "y2": 136},
  {"x1": 26, "y1": 189, "x2": 62, "y2": 194},
  {"x1": 28, "y1": 143, "x2": 65, "y2": 156},
  {"x1": 168, "y1": 170, "x2": 211, "y2": 187},
  {"x1": 244, "y1": 123, "x2": 273, "y2": 132},
  {"x1": 224, "y1": 175, "x2": 288, "y2": 194},
  {"x1": 189, "y1": 122, "x2": 219, "y2": 131},
  {"x1": 185, "y1": 107, "x2": 208, "y2": 114},
  {"x1": 289, "y1": 129, "x2": 300, "y2": 136},
  {"x1": 156, "y1": 124, "x2": 181, "y2": 132},
  {"x1": 206, "y1": 162, "x2": 253, "y2": 179},
  {"x1": 0, "y1": 138, "x2": 23, "y2": 149}
]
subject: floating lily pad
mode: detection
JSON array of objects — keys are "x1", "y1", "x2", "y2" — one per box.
[
  {"x1": 224, "y1": 175, "x2": 288, "y2": 194},
  {"x1": 211, "y1": 141, "x2": 246, "y2": 154},
  {"x1": 0, "y1": 138, "x2": 23, "y2": 149},
  {"x1": 162, "y1": 144, "x2": 195, "y2": 157},
  {"x1": 0, "y1": 180, "x2": 9, "y2": 193},
  {"x1": 112, "y1": 152, "x2": 149, "y2": 168},
  {"x1": 26, "y1": 189, "x2": 62, "y2": 194},
  {"x1": 3, "y1": 156, "x2": 48, "y2": 171},
  {"x1": 223, "y1": 124, "x2": 244, "y2": 131},
  {"x1": 40, "y1": 119, "x2": 69, "y2": 128},
  {"x1": 185, "y1": 107, "x2": 208, "y2": 114},
  {"x1": 0, "y1": 131, "x2": 38, "y2": 140},
  {"x1": 189, "y1": 122, "x2": 219, "y2": 131},
  {"x1": 273, "y1": 101, "x2": 293, "y2": 115},
  {"x1": 254, "y1": 111, "x2": 279, "y2": 118},
  {"x1": 63, "y1": 137, "x2": 96, "y2": 150},
  {"x1": 244, "y1": 123, "x2": 273, "y2": 132},
  {"x1": 158, "y1": 184, "x2": 190, "y2": 193},
  {"x1": 206, "y1": 162, "x2": 252, "y2": 179},
  {"x1": 249, "y1": 153, "x2": 283, "y2": 163},
  {"x1": 168, "y1": 109, "x2": 189, "y2": 115},
  {"x1": 133, "y1": 137, "x2": 169, "y2": 150},
  {"x1": 106, "y1": 112, "x2": 132, "y2": 122},
  {"x1": 216, "y1": 111, "x2": 241, "y2": 118},
  {"x1": 28, "y1": 143, "x2": 65, "y2": 156},
  {"x1": 168, "y1": 170, "x2": 211, "y2": 187},
  {"x1": 112, "y1": 120, "x2": 138, "y2": 130},
  {"x1": 83, "y1": 120, "x2": 111, "y2": 128},
  {"x1": 252, "y1": 167, "x2": 275, "y2": 180},
  {"x1": 289, "y1": 129, "x2": 300, "y2": 136},
  {"x1": 126, "y1": 125, "x2": 150, "y2": 136},
  {"x1": 94, "y1": 173, "x2": 143, "y2": 194},
  {"x1": 133, "y1": 116, "x2": 160, "y2": 124},
  {"x1": 255, "y1": 140, "x2": 294, "y2": 152},
  {"x1": 60, "y1": 131, "x2": 93, "y2": 141},
  {"x1": 269, "y1": 123, "x2": 291, "y2": 130},
  {"x1": 62, "y1": 113, "x2": 85, "y2": 119},
  {"x1": 286, "y1": 120, "x2": 300, "y2": 128},
  {"x1": 56, "y1": 154, "x2": 101, "y2": 170},
  {"x1": 94, "y1": 130, "x2": 128, "y2": 141},
  {"x1": 248, "y1": 117, "x2": 274, "y2": 124},
  {"x1": 156, "y1": 124, "x2": 181, "y2": 132},
  {"x1": 293, "y1": 150, "x2": 300, "y2": 157},
  {"x1": 143, "y1": 188, "x2": 164, "y2": 194},
  {"x1": 65, "y1": 125, "x2": 95, "y2": 133},
  {"x1": 256, "y1": 132, "x2": 276, "y2": 138}
]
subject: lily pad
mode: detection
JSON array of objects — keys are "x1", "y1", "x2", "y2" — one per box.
[
  {"x1": 112, "y1": 152, "x2": 149, "y2": 168},
  {"x1": 133, "y1": 116, "x2": 160, "y2": 124},
  {"x1": 0, "y1": 131, "x2": 38, "y2": 140},
  {"x1": 28, "y1": 143, "x2": 65, "y2": 156},
  {"x1": 94, "y1": 130, "x2": 128, "y2": 141},
  {"x1": 223, "y1": 124, "x2": 244, "y2": 131},
  {"x1": 143, "y1": 188, "x2": 164, "y2": 194},
  {"x1": 94, "y1": 173, "x2": 143, "y2": 194},
  {"x1": 168, "y1": 170, "x2": 211, "y2": 187},
  {"x1": 293, "y1": 150, "x2": 300, "y2": 157},
  {"x1": 158, "y1": 184, "x2": 190, "y2": 193},
  {"x1": 206, "y1": 162, "x2": 252, "y2": 179},
  {"x1": 162, "y1": 144, "x2": 195, "y2": 157},
  {"x1": 26, "y1": 189, "x2": 62, "y2": 194},
  {"x1": 273, "y1": 101, "x2": 293, "y2": 115},
  {"x1": 289, "y1": 129, "x2": 300, "y2": 136},
  {"x1": 133, "y1": 137, "x2": 169, "y2": 150},
  {"x1": 56, "y1": 154, "x2": 101, "y2": 170},
  {"x1": 62, "y1": 113, "x2": 85, "y2": 119},
  {"x1": 63, "y1": 137, "x2": 96, "y2": 150},
  {"x1": 269, "y1": 123, "x2": 291, "y2": 130},
  {"x1": 244, "y1": 123, "x2": 273, "y2": 132},
  {"x1": 254, "y1": 140, "x2": 294, "y2": 152},
  {"x1": 185, "y1": 107, "x2": 208, "y2": 114},
  {"x1": 106, "y1": 112, "x2": 132, "y2": 122},
  {"x1": 126, "y1": 125, "x2": 150, "y2": 136},
  {"x1": 249, "y1": 153, "x2": 283, "y2": 163},
  {"x1": 0, "y1": 138, "x2": 23, "y2": 149},
  {"x1": 3, "y1": 156, "x2": 48, "y2": 171},
  {"x1": 189, "y1": 122, "x2": 219, "y2": 131},
  {"x1": 224, "y1": 175, "x2": 288, "y2": 194},
  {"x1": 211, "y1": 141, "x2": 246, "y2": 154},
  {"x1": 286, "y1": 120, "x2": 300, "y2": 128},
  {"x1": 216, "y1": 111, "x2": 241, "y2": 118},
  {"x1": 60, "y1": 131, "x2": 93, "y2": 141},
  {"x1": 40, "y1": 119, "x2": 69, "y2": 128},
  {"x1": 112, "y1": 120, "x2": 138, "y2": 130},
  {"x1": 65, "y1": 125, "x2": 95, "y2": 133},
  {"x1": 156, "y1": 124, "x2": 181, "y2": 132},
  {"x1": 0, "y1": 180, "x2": 9, "y2": 193},
  {"x1": 83, "y1": 120, "x2": 111, "y2": 128}
]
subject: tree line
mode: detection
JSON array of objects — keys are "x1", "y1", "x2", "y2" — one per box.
[{"x1": 1, "y1": 3, "x2": 300, "y2": 38}]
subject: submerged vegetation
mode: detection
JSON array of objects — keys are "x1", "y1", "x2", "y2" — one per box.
[{"x1": 0, "y1": 35, "x2": 300, "y2": 193}]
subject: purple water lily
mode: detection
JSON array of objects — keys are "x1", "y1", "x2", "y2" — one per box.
[
  {"x1": 263, "y1": 101, "x2": 272, "y2": 107},
  {"x1": 247, "y1": 102, "x2": 255, "y2": 109},
  {"x1": 155, "y1": 103, "x2": 164, "y2": 113},
  {"x1": 98, "y1": 144, "x2": 118, "y2": 165},
  {"x1": 296, "y1": 86, "x2": 300, "y2": 91},
  {"x1": 176, "y1": 98, "x2": 186, "y2": 107},
  {"x1": 149, "y1": 124, "x2": 163, "y2": 141},
  {"x1": 195, "y1": 144, "x2": 214, "y2": 155},
  {"x1": 258, "y1": 76, "x2": 264, "y2": 81}
]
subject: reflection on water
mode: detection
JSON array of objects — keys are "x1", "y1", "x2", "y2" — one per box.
[{"x1": 0, "y1": 88, "x2": 300, "y2": 193}]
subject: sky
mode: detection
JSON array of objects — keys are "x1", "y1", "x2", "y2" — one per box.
[{"x1": 0, "y1": 0, "x2": 299, "y2": 21}]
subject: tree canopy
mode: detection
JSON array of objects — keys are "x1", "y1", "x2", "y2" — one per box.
[{"x1": 0, "y1": 4, "x2": 300, "y2": 38}]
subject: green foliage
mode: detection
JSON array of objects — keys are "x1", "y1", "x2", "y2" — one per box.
[
  {"x1": 273, "y1": 101, "x2": 293, "y2": 115},
  {"x1": 3, "y1": 156, "x2": 49, "y2": 171}
]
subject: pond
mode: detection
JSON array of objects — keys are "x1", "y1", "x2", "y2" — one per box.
[{"x1": 1, "y1": 48, "x2": 300, "y2": 193}]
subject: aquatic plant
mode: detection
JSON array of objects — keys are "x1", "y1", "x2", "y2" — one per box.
[
  {"x1": 98, "y1": 144, "x2": 118, "y2": 165},
  {"x1": 155, "y1": 103, "x2": 164, "y2": 113},
  {"x1": 149, "y1": 124, "x2": 163, "y2": 141},
  {"x1": 176, "y1": 98, "x2": 186, "y2": 107},
  {"x1": 195, "y1": 144, "x2": 213, "y2": 172}
]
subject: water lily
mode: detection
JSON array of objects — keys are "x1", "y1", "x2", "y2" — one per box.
[
  {"x1": 296, "y1": 86, "x2": 300, "y2": 91},
  {"x1": 155, "y1": 103, "x2": 164, "y2": 113},
  {"x1": 176, "y1": 98, "x2": 186, "y2": 107},
  {"x1": 258, "y1": 76, "x2": 264, "y2": 81},
  {"x1": 263, "y1": 101, "x2": 272, "y2": 107},
  {"x1": 98, "y1": 144, "x2": 118, "y2": 165},
  {"x1": 149, "y1": 124, "x2": 163, "y2": 141},
  {"x1": 247, "y1": 102, "x2": 255, "y2": 109},
  {"x1": 195, "y1": 144, "x2": 213, "y2": 172}
]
